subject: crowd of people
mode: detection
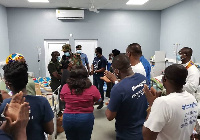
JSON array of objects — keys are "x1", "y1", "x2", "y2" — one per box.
[{"x1": 0, "y1": 43, "x2": 199, "y2": 140}]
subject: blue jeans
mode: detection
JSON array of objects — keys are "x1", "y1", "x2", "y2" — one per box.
[
  {"x1": 93, "y1": 74, "x2": 104, "y2": 101},
  {"x1": 63, "y1": 113, "x2": 94, "y2": 140}
]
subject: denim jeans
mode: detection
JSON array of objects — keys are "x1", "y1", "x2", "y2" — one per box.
[
  {"x1": 93, "y1": 74, "x2": 104, "y2": 101},
  {"x1": 63, "y1": 113, "x2": 94, "y2": 140}
]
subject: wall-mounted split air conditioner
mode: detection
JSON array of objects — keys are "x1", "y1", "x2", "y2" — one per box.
[{"x1": 56, "y1": 10, "x2": 84, "y2": 20}]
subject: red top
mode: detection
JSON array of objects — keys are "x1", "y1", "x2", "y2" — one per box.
[{"x1": 60, "y1": 84, "x2": 101, "y2": 113}]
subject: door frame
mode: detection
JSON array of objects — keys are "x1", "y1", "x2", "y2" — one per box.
[{"x1": 44, "y1": 39, "x2": 69, "y2": 77}]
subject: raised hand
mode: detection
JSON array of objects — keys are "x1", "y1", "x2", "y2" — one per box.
[
  {"x1": 1, "y1": 91, "x2": 30, "y2": 140},
  {"x1": 5, "y1": 102, "x2": 29, "y2": 140},
  {"x1": 143, "y1": 84, "x2": 161, "y2": 106},
  {"x1": 3, "y1": 91, "x2": 25, "y2": 122},
  {"x1": 100, "y1": 76, "x2": 111, "y2": 83},
  {"x1": 104, "y1": 70, "x2": 117, "y2": 83}
]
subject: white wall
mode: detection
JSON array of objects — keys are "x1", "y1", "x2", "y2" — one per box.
[
  {"x1": 6, "y1": 8, "x2": 161, "y2": 77},
  {"x1": 160, "y1": 0, "x2": 200, "y2": 63},
  {"x1": 0, "y1": 5, "x2": 9, "y2": 75}
]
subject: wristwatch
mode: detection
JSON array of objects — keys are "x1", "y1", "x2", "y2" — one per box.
[{"x1": 114, "y1": 80, "x2": 119, "y2": 84}]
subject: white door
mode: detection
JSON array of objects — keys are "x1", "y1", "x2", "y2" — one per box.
[
  {"x1": 74, "y1": 40, "x2": 98, "y2": 83},
  {"x1": 44, "y1": 40, "x2": 69, "y2": 77}
]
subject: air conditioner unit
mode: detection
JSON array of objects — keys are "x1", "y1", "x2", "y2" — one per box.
[{"x1": 56, "y1": 10, "x2": 84, "y2": 19}]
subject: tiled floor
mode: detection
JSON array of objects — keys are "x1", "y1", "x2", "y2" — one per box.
[{"x1": 56, "y1": 98, "x2": 116, "y2": 140}]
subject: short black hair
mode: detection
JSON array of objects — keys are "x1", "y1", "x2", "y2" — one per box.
[
  {"x1": 181, "y1": 47, "x2": 193, "y2": 57},
  {"x1": 51, "y1": 51, "x2": 59, "y2": 57},
  {"x1": 96, "y1": 47, "x2": 102, "y2": 54},
  {"x1": 164, "y1": 64, "x2": 188, "y2": 89},
  {"x1": 112, "y1": 49, "x2": 120, "y2": 57},
  {"x1": 76, "y1": 45, "x2": 82, "y2": 49},
  {"x1": 112, "y1": 54, "x2": 130, "y2": 72},
  {"x1": 127, "y1": 43, "x2": 142, "y2": 56},
  {"x1": 3, "y1": 61, "x2": 28, "y2": 92}
]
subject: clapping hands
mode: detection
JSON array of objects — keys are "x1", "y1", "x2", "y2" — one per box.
[
  {"x1": 143, "y1": 84, "x2": 161, "y2": 106},
  {"x1": 2, "y1": 91, "x2": 30, "y2": 140}
]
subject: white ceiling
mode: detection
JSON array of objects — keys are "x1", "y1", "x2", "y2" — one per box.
[{"x1": 0, "y1": 0, "x2": 184, "y2": 10}]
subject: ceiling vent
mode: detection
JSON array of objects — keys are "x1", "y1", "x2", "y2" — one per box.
[{"x1": 56, "y1": 10, "x2": 84, "y2": 19}]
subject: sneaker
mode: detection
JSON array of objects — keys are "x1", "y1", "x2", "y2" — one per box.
[{"x1": 97, "y1": 103, "x2": 104, "y2": 109}]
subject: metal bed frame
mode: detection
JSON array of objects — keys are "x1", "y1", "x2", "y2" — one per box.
[{"x1": 51, "y1": 85, "x2": 61, "y2": 140}]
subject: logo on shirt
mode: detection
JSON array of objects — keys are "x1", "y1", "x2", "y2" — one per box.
[
  {"x1": 132, "y1": 80, "x2": 146, "y2": 99},
  {"x1": 94, "y1": 60, "x2": 101, "y2": 70},
  {"x1": 181, "y1": 102, "x2": 198, "y2": 128}
]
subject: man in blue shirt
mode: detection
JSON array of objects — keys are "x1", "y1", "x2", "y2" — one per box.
[
  {"x1": 136, "y1": 43, "x2": 151, "y2": 84},
  {"x1": 140, "y1": 55, "x2": 151, "y2": 84},
  {"x1": 91, "y1": 47, "x2": 107, "y2": 109},
  {"x1": 105, "y1": 54, "x2": 148, "y2": 140},
  {"x1": 76, "y1": 45, "x2": 90, "y2": 74}
]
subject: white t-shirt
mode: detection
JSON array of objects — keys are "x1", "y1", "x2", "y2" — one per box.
[
  {"x1": 144, "y1": 91, "x2": 198, "y2": 140},
  {"x1": 131, "y1": 62, "x2": 146, "y2": 77}
]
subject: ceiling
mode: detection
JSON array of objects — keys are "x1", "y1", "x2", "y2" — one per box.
[{"x1": 0, "y1": 0, "x2": 184, "y2": 10}]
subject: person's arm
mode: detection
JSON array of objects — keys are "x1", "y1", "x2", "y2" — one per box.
[
  {"x1": 43, "y1": 120, "x2": 54, "y2": 135},
  {"x1": 48, "y1": 63, "x2": 61, "y2": 80},
  {"x1": 142, "y1": 104, "x2": 158, "y2": 140},
  {"x1": 100, "y1": 76, "x2": 111, "y2": 83},
  {"x1": 142, "y1": 127, "x2": 159, "y2": 140},
  {"x1": 105, "y1": 86, "x2": 122, "y2": 121},
  {"x1": 92, "y1": 85, "x2": 102, "y2": 104},
  {"x1": 142, "y1": 85, "x2": 166, "y2": 140},
  {"x1": 85, "y1": 55, "x2": 90, "y2": 74},
  {"x1": 183, "y1": 68, "x2": 199, "y2": 94},
  {"x1": 52, "y1": 71, "x2": 61, "y2": 80},
  {"x1": 90, "y1": 64, "x2": 94, "y2": 75},
  {"x1": 104, "y1": 71, "x2": 118, "y2": 83},
  {"x1": 105, "y1": 109, "x2": 117, "y2": 121},
  {"x1": 42, "y1": 98, "x2": 54, "y2": 134},
  {"x1": 86, "y1": 63, "x2": 90, "y2": 75},
  {"x1": 95, "y1": 67, "x2": 105, "y2": 73},
  {"x1": 143, "y1": 84, "x2": 160, "y2": 109}
]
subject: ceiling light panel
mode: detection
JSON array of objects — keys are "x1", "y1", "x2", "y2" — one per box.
[
  {"x1": 28, "y1": 0, "x2": 49, "y2": 3},
  {"x1": 126, "y1": 0, "x2": 149, "y2": 5}
]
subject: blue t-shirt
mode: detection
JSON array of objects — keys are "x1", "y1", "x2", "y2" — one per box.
[
  {"x1": 0, "y1": 130, "x2": 12, "y2": 140},
  {"x1": 80, "y1": 53, "x2": 89, "y2": 66},
  {"x1": 0, "y1": 95, "x2": 54, "y2": 140},
  {"x1": 140, "y1": 55, "x2": 151, "y2": 84},
  {"x1": 108, "y1": 73, "x2": 148, "y2": 140},
  {"x1": 92, "y1": 55, "x2": 107, "y2": 76},
  {"x1": 107, "y1": 60, "x2": 112, "y2": 71}
]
